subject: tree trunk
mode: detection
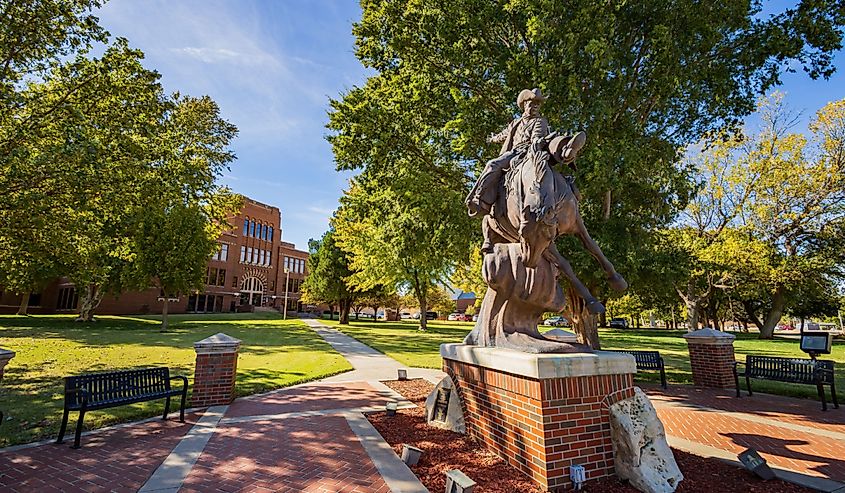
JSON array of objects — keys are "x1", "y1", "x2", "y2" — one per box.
[
  {"x1": 76, "y1": 284, "x2": 102, "y2": 322},
  {"x1": 161, "y1": 297, "x2": 169, "y2": 332},
  {"x1": 16, "y1": 292, "x2": 30, "y2": 315},
  {"x1": 565, "y1": 288, "x2": 600, "y2": 349},
  {"x1": 371, "y1": 305, "x2": 380, "y2": 321},
  {"x1": 411, "y1": 270, "x2": 428, "y2": 331},
  {"x1": 339, "y1": 299, "x2": 351, "y2": 325},
  {"x1": 599, "y1": 309, "x2": 607, "y2": 328},
  {"x1": 758, "y1": 285, "x2": 787, "y2": 339}
]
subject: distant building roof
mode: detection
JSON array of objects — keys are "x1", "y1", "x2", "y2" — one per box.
[{"x1": 453, "y1": 291, "x2": 476, "y2": 301}]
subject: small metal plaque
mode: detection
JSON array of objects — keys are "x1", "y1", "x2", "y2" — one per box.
[{"x1": 433, "y1": 387, "x2": 451, "y2": 423}]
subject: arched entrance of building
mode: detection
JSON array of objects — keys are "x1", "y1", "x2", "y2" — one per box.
[{"x1": 240, "y1": 276, "x2": 265, "y2": 306}]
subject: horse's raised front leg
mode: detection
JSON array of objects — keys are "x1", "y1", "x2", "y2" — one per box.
[
  {"x1": 573, "y1": 217, "x2": 628, "y2": 291},
  {"x1": 543, "y1": 244, "x2": 605, "y2": 314}
]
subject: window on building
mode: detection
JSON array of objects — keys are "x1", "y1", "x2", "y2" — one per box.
[
  {"x1": 269, "y1": 226, "x2": 274, "y2": 242},
  {"x1": 298, "y1": 258, "x2": 304, "y2": 273},
  {"x1": 217, "y1": 269, "x2": 226, "y2": 287},
  {"x1": 243, "y1": 218, "x2": 249, "y2": 235},
  {"x1": 247, "y1": 247, "x2": 253, "y2": 263},
  {"x1": 207, "y1": 267, "x2": 218, "y2": 285},
  {"x1": 220, "y1": 244, "x2": 228, "y2": 261},
  {"x1": 267, "y1": 251, "x2": 271, "y2": 266},
  {"x1": 56, "y1": 287, "x2": 78, "y2": 310},
  {"x1": 240, "y1": 245, "x2": 246, "y2": 262},
  {"x1": 284, "y1": 256, "x2": 290, "y2": 272},
  {"x1": 250, "y1": 220, "x2": 256, "y2": 237},
  {"x1": 259, "y1": 249, "x2": 265, "y2": 266},
  {"x1": 232, "y1": 275, "x2": 238, "y2": 288},
  {"x1": 262, "y1": 224, "x2": 267, "y2": 240}
]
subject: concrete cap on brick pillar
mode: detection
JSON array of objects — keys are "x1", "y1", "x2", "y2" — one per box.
[
  {"x1": 682, "y1": 328, "x2": 736, "y2": 345},
  {"x1": 194, "y1": 333, "x2": 241, "y2": 354}
]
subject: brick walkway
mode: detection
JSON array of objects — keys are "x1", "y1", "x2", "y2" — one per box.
[
  {"x1": 0, "y1": 321, "x2": 436, "y2": 493},
  {"x1": 644, "y1": 385, "x2": 845, "y2": 483}
]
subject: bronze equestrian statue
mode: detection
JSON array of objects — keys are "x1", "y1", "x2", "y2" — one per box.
[{"x1": 464, "y1": 88, "x2": 628, "y2": 353}]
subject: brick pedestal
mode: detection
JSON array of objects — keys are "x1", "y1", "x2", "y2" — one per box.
[
  {"x1": 0, "y1": 348, "x2": 14, "y2": 381},
  {"x1": 441, "y1": 344, "x2": 636, "y2": 492},
  {"x1": 683, "y1": 328, "x2": 736, "y2": 388},
  {"x1": 192, "y1": 333, "x2": 241, "y2": 408}
]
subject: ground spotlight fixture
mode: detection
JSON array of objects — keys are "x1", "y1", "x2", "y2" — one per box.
[
  {"x1": 401, "y1": 444, "x2": 423, "y2": 466},
  {"x1": 738, "y1": 448, "x2": 775, "y2": 480},
  {"x1": 386, "y1": 402, "x2": 398, "y2": 416},
  {"x1": 444, "y1": 469, "x2": 475, "y2": 493},
  {"x1": 570, "y1": 464, "x2": 586, "y2": 490},
  {"x1": 398, "y1": 369, "x2": 408, "y2": 381}
]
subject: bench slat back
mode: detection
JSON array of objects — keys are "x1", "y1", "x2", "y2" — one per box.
[
  {"x1": 65, "y1": 368, "x2": 172, "y2": 407},
  {"x1": 745, "y1": 356, "x2": 834, "y2": 385},
  {"x1": 606, "y1": 350, "x2": 663, "y2": 370}
]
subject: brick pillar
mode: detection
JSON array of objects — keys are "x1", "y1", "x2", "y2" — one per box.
[
  {"x1": 441, "y1": 344, "x2": 637, "y2": 492},
  {"x1": 683, "y1": 328, "x2": 736, "y2": 388},
  {"x1": 192, "y1": 333, "x2": 241, "y2": 408},
  {"x1": 0, "y1": 348, "x2": 15, "y2": 382}
]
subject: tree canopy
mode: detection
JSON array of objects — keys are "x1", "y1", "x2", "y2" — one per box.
[{"x1": 328, "y1": 0, "x2": 844, "y2": 345}]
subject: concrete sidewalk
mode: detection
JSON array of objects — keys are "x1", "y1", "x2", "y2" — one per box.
[{"x1": 301, "y1": 318, "x2": 445, "y2": 384}]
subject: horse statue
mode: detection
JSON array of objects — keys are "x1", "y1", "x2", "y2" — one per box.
[{"x1": 464, "y1": 132, "x2": 628, "y2": 353}]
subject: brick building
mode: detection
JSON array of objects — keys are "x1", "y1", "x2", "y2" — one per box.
[{"x1": 0, "y1": 197, "x2": 310, "y2": 315}]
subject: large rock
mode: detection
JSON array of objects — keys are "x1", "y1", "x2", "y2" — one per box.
[
  {"x1": 609, "y1": 387, "x2": 683, "y2": 493},
  {"x1": 424, "y1": 376, "x2": 466, "y2": 434}
]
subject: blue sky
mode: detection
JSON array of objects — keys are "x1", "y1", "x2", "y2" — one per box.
[{"x1": 95, "y1": 1, "x2": 844, "y2": 251}]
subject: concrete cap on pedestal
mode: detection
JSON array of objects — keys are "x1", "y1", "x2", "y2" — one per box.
[
  {"x1": 194, "y1": 333, "x2": 241, "y2": 354},
  {"x1": 440, "y1": 343, "x2": 636, "y2": 379},
  {"x1": 682, "y1": 328, "x2": 736, "y2": 345}
]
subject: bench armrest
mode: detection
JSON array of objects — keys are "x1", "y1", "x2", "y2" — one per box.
[
  {"x1": 169, "y1": 375, "x2": 188, "y2": 389},
  {"x1": 64, "y1": 387, "x2": 90, "y2": 408}
]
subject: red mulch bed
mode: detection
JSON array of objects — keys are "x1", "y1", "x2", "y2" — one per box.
[{"x1": 368, "y1": 379, "x2": 811, "y2": 493}]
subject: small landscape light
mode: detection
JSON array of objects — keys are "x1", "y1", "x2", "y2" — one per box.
[
  {"x1": 386, "y1": 402, "x2": 398, "y2": 416},
  {"x1": 397, "y1": 369, "x2": 408, "y2": 381},
  {"x1": 444, "y1": 469, "x2": 476, "y2": 493},
  {"x1": 738, "y1": 448, "x2": 775, "y2": 480},
  {"x1": 570, "y1": 464, "x2": 586, "y2": 490},
  {"x1": 400, "y1": 444, "x2": 423, "y2": 466}
]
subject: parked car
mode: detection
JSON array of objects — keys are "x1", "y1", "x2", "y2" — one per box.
[
  {"x1": 425, "y1": 311, "x2": 437, "y2": 320},
  {"x1": 543, "y1": 316, "x2": 569, "y2": 327},
  {"x1": 609, "y1": 318, "x2": 628, "y2": 329},
  {"x1": 472, "y1": 314, "x2": 478, "y2": 322},
  {"x1": 448, "y1": 313, "x2": 461, "y2": 321},
  {"x1": 400, "y1": 312, "x2": 412, "y2": 319}
]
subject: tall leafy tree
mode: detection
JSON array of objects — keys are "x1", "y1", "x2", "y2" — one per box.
[
  {"x1": 329, "y1": 0, "x2": 844, "y2": 347},
  {"x1": 301, "y1": 230, "x2": 358, "y2": 324},
  {"x1": 128, "y1": 95, "x2": 240, "y2": 330},
  {"x1": 332, "y1": 178, "x2": 471, "y2": 330}
]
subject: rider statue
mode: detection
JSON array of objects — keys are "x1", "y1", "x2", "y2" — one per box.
[
  {"x1": 463, "y1": 87, "x2": 626, "y2": 353},
  {"x1": 466, "y1": 88, "x2": 549, "y2": 225},
  {"x1": 466, "y1": 88, "x2": 586, "y2": 252}
]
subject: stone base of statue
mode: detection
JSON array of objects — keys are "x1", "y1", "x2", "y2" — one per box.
[{"x1": 441, "y1": 343, "x2": 636, "y2": 492}]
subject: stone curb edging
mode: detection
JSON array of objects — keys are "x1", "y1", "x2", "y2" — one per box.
[
  {"x1": 138, "y1": 406, "x2": 228, "y2": 493},
  {"x1": 345, "y1": 413, "x2": 429, "y2": 493}
]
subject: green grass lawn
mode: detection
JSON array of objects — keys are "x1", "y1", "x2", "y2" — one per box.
[
  {"x1": 322, "y1": 319, "x2": 844, "y2": 401},
  {"x1": 0, "y1": 313, "x2": 351, "y2": 447}
]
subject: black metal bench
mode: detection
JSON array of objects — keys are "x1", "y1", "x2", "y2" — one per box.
[
  {"x1": 733, "y1": 355, "x2": 839, "y2": 411},
  {"x1": 57, "y1": 367, "x2": 188, "y2": 448},
  {"x1": 606, "y1": 350, "x2": 667, "y2": 389}
]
